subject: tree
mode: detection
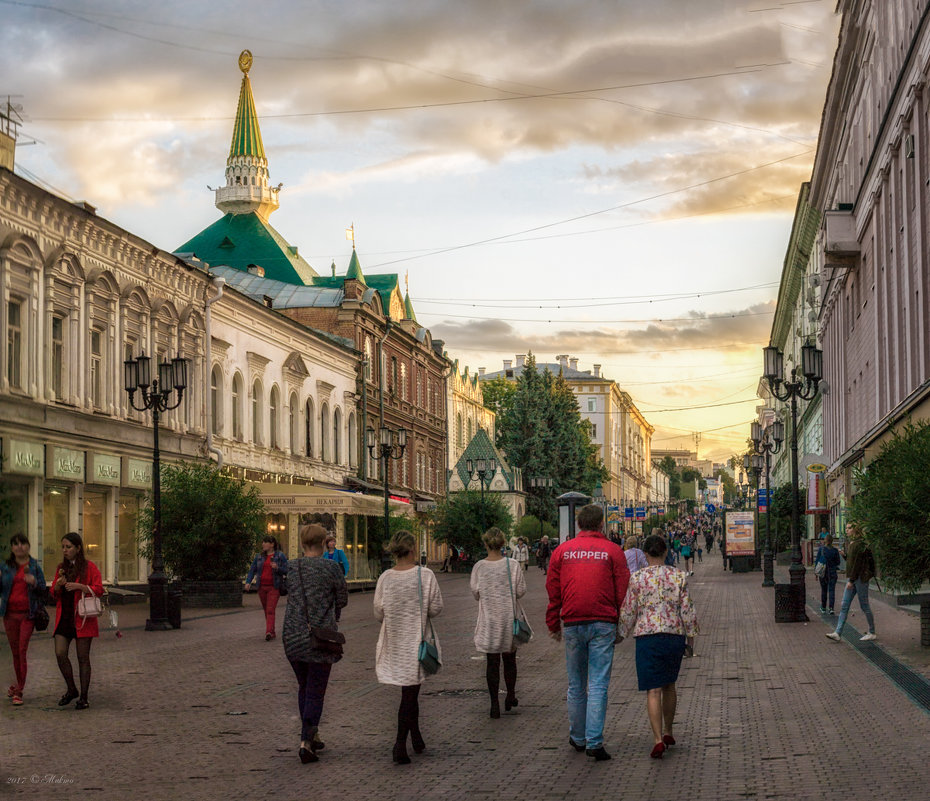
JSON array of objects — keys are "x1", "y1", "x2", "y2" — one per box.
[
  {"x1": 657, "y1": 456, "x2": 681, "y2": 499},
  {"x1": 850, "y1": 421, "x2": 930, "y2": 593},
  {"x1": 714, "y1": 468, "x2": 738, "y2": 505},
  {"x1": 480, "y1": 376, "x2": 517, "y2": 448},
  {"x1": 514, "y1": 514, "x2": 557, "y2": 544},
  {"x1": 431, "y1": 490, "x2": 513, "y2": 557},
  {"x1": 138, "y1": 462, "x2": 265, "y2": 581},
  {"x1": 768, "y1": 482, "x2": 805, "y2": 553},
  {"x1": 680, "y1": 467, "x2": 707, "y2": 491}
]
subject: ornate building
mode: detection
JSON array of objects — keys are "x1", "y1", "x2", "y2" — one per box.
[{"x1": 448, "y1": 361, "x2": 495, "y2": 468}]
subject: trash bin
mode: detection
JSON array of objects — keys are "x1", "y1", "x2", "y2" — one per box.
[
  {"x1": 775, "y1": 583, "x2": 803, "y2": 622},
  {"x1": 167, "y1": 582, "x2": 182, "y2": 629}
]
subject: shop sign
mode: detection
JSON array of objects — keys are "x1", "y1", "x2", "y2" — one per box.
[
  {"x1": 123, "y1": 457, "x2": 152, "y2": 489},
  {"x1": 3, "y1": 438, "x2": 45, "y2": 476},
  {"x1": 46, "y1": 446, "x2": 85, "y2": 482},
  {"x1": 416, "y1": 500, "x2": 436, "y2": 513},
  {"x1": 90, "y1": 453, "x2": 121, "y2": 486}
]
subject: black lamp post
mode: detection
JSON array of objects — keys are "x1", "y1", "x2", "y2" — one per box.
[
  {"x1": 124, "y1": 351, "x2": 189, "y2": 631},
  {"x1": 367, "y1": 425, "x2": 407, "y2": 574},
  {"x1": 530, "y1": 476, "x2": 553, "y2": 542},
  {"x1": 742, "y1": 452, "x2": 763, "y2": 569},
  {"x1": 751, "y1": 420, "x2": 784, "y2": 587},
  {"x1": 466, "y1": 458, "x2": 497, "y2": 533},
  {"x1": 763, "y1": 343, "x2": 822, "y2": 619}
]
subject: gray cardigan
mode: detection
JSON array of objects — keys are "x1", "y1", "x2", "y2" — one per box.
[{"x1": 282, "y1": 556, "x2": 349, "y2": 664}]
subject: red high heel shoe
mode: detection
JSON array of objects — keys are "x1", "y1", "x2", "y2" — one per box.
[
  {"x1": 662, "y1": 734, "x2": 676, "y2": 747},
  {"x1": 650, "y1": 742, "x2": 666, "y2": 759}
]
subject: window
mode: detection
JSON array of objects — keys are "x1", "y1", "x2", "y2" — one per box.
[
  {"x1": 416, "y1": 369, "x2": 423, "y2": 407},
  {"x1": 305, "y1": 398, "x2": 314, "y2": 457},
  {"x1": 400, "y1": 363, "x2": 408, "y2": 400},
  {"x1": 333, "y1": 408, "x2": 342, "y2": 464},
  {"x1": 456, "y1": 413, "x2": 463, "y2": 447},
  {"x1": 587, "y1": 397, "x2": 597, "y2": 412},
  {"x1": 211, "y1": 365, "x2": 223, "y2": 436},
  {"x1": 51, "y1": 314, "x2": 64, "y2": 399},
  {"x1": 591, "y1": 424, "x2": 597, "y2": 438},
  {"x1": 7, "y1": 299, "x2": 22, "y2": 389},
  {"x1": 391, "y1": 357, "x2": 398, "y2": 394},
  {"x1": 252, "y1": 380, "x2": 263, "y2": 445},
  {"x1": 231, "y1": 373, "x2": 243, "y2": 439},
  {"x1": 364, "y1": 338, "x2": 372, "y2": 380},
  {"x1": 320, "y1": 403, "x2": 330, "y2": 461},
  {"x1": 90, "y1": 329, "x2": 103, "y2": 408},
  {"x1": 467, "y1": 417, "x2": 473, "y2": 444},
  {"x1": 289, "y1": 393, "x2": 299, "y2": 453},
  {"x1": 348, "y1": 413, "x2": 357, "y2": 468},
  {"x1": 269, "y1": 386, "x2": 280, "y2": 449}
]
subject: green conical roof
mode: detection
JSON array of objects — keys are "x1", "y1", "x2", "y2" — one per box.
[
  {"x1": 345, "y1": 249, "x2": 366, "y2": 284},
  {"x1": 404, "y1": 291, "x2": 417, "y2": 322},
  {"x1": 229, "y1": 75, "x2": 266, "y2": 160}
]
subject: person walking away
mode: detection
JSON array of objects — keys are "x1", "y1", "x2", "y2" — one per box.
[
  {"x1": 815, "y1": 534, "x2": 842, "y2": 614},
  {"x1": 514, "y1": 538, "x2": 530, "y2": 572},
  {"x1": 546, "y1": 504, "x2": 630, "y2": 761},
  {"x1": 471, "y1": 527, "x2": 529, "y2": 718},
  {"x1": 246, "y1": 536, "x2": 289, "y2": 640},
  {"x1": 680, "y1": 531, "x2": 695, "y2": 575},
  {"x1": 537, "y1": 536, "x2": 551, "y2": 574},
  {"x1": 49, "y1": 533, "x2": 103, "y2": 710},
  {"x1": 282, "y1": 524, "x2": 348, "y2": 763},
  {"x1": 826, "y1": 524, "x2": 877, "y2": 642},
  {"x1": 624, "y1": 536, "x2": 648, "y2": 574},
  {"x1": 323, "y1": 535, "x2": 350, "y2": 577},
  {"x1": 1, "y1": 534, "x2": 47, "y2": 705},
  {"x1": 374, "y1": 531, "x2": 444, "y2": 764},
  {"x1": 618, "y1": 534, "x2": 698, "y2": 759}
]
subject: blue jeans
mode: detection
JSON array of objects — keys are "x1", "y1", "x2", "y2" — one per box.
[
  {"x1": 563, "y1": 622, "x2": 616, "y2": 749},
  {"x1": 835, "y1": 580, "x2": 875, "y2": 635}
]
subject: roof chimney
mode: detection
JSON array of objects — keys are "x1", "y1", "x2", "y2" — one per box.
[
  {"x1": 247, "y1": 264, "x2": 265, "y2": 277},
  {"x1": 478, "y1": 367, "x2": 485, "y2": 376},
  {"x1": 557, "y1": 354, "x2": 568, "y2": 370},
  {"x1": 569, "y1": 357, "x2": 579, "y2": 371},
  {"x1": 516, "y1": 354, "x2": 526, "y2": 368},
  {"x1": 503, "y1": 360, "x2": 513, "y2": 369},
  {"x1": 594, "y1": 364, "x2": 601, "y2": 377}
]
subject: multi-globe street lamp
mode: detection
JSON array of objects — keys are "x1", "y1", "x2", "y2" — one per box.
[
  {"x1": 763, "y1": 342, "x2": 823, "y2": 621},
  {"x1": 751, "y1": 420, "x2": 784, "y2": 587},
  {"x1": 367, "y1": 425, "x2": 407, "y2": 574},
  {"x1": 466, "y1": 458, "x2": 496, "y2": 533},
  {"x1": 123, "y1": 351, "x2": 189, "y2": 631}
]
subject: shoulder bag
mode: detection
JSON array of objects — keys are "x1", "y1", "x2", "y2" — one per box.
[
  {"x1": 417, "y1": 567, "x2": 441, "y2": 675},
  {"x1": 814, "y1": 547, "x2": 826, "y2": 577},
  {"x1": 276, "y1": 553, "x2": 288, "y2": 596},
  {"x1": 32, "y1": 602, "x2": 50, "y2": 632},
  {"x1": 506, "y1": 557, "x2": 532, "y2": 644},
  {"x1": 297, "y1": 559, "x2": 345, "y2": 658}
]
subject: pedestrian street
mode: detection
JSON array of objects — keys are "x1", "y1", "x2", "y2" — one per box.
[{"x1": 3, "y1": 557, "x2": 929, "y2": 801}]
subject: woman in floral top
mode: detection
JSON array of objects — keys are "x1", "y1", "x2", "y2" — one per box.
[{"x1": 619, "y1": 534, "x2": 698, "y2": 759}]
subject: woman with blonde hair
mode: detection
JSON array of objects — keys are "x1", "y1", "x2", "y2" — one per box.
[
  {"x1": 374, "y1": 530, "x2": 443, "y2": 764},
  {"x1": 471, "y1": 527, "x2": 530, "y2": 718},
  {"x1": 282, "y1": 523, "x2": 348, "y2": 764}
]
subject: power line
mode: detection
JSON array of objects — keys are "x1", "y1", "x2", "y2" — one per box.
[
  {"x1": 636, "y1": 397, "x2": 759, "y2": 414},
  {"x1": 419, "y1": 310, "x2": 774, "y2": 324}
]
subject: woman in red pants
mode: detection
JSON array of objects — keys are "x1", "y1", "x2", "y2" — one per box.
[
  {"x1": 1, "y1": 534, "x2": 48, "y2": 705},
  {"x1": 246, "y1": 536, "x2": 288, "y2": 640}
]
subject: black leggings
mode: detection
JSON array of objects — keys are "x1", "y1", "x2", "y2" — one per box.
[
  {"x1": 54, "y1": 635, "x2": 92, "y2": 701},
  {"x1": 486, "y1": 652, "x2": 517, "y2": 700},
  {"x1": 397, "y1": 684, "x2": 422, "y2": 744}
]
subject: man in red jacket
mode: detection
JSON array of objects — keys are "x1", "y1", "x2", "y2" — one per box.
[{"x1": 546, "y1": 504, "x2": 630, "y2": 761}]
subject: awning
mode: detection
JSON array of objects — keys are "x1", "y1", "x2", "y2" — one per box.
[{"x1": 256, "y1": 483, "x2": 414, "y2": 518}]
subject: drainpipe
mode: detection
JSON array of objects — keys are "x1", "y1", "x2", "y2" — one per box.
[{"x1": 205, "y1": 275, "x2": 226, "y2": 468}]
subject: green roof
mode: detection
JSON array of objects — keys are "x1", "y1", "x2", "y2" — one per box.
[
  {"x1": 230, "y1": 75, "x2": 266, "y2": 160},
  {"x1": 313, "y1": 269, "x2": 399, "y2": 313},
  {"x1": 345, "y1": 249, "x2": 366, "y2": 284},
  {"x1": 404, "y1": 291, "x2": 417, "y2": 322},
  {"x1": 175, "y1": 212, "x2": 316, "y2": 284}
]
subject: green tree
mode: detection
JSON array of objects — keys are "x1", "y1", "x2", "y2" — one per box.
[
  {"x1": 432, "y1": 490, "x2": 513, "y2": 558},
  {"x1": 768, "y1": 482, "x2": 805, "y2": 553},
  {"x1": 657, "y1": 456, "x2": 681, "y2": 499},
  {"x1": 481, "y1": 376, "x2": 517, "y2": 448},
  {"x1": 681, "y1": 467, "x2": 707, "y2": 491},
  {"x1": 714, "y1": 468, "x2": 738, "y2": 505},
  {"x1": 514, "y1": 514, "x2": 557, "y2": 544},
  {"x1": 138, "y1": 462, "x2": 265, "y2": 581},
  {"x1": 850, "y1": 421, "x2": 930, "y2": 593}
]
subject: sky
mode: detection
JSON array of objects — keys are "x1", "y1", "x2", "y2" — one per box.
[{"x1": 1, "y1": 0, "x2": 842, "y2": 462}]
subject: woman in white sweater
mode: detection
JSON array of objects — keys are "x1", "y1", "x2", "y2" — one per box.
[
  {"x1": 470, "y1": 527, "x2": 529, "y2": 718},
  {"x1": 374, "y1": 531, "x2": 443, "y2": 765}
]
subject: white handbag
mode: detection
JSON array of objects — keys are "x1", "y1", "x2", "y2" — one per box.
[{"x1": 77, "y1": 587, "x2": 104, "y2": 620}]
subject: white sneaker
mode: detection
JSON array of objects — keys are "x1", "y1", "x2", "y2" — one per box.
[
  {"x1": 860, "y1": 632, "x2": 877, "y2": 641},
  {"x1": 825, "y1": 632, "x2": 841, "y2": 641}
]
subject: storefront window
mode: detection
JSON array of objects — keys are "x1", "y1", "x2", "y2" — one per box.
[
  {"x1": 266, "y1": 513, "x2": 288, "y2": 556},
  {"x1": 1, "y1": 480, "x2": 28, "y2": 547},
  {"x1": 118, "y1": 495, "x2": 141, "y2": 582},
  {"x1": 83, "y1": 491, "x2": 107, "y2": 576},
  {"x1": 43, "y1": 484, "x2": 70, "y2": 576}
]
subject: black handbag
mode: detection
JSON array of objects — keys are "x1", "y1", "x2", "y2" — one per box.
[
  {"x1": 32, "y1": 603, "x2": 50, "y2": 632},
  {"x1": 417, "y1": 567, "x2": 441, "y2": 675},
  {"x1": 297, "y1": 560, "x2": 344, "y2": 658}
]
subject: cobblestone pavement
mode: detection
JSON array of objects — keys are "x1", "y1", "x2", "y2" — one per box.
[{"x1": 3, "y1": 557, "x2": 930, "y2": 801}]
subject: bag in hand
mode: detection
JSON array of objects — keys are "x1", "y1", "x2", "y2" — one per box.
[
  {"x1": 78, "y1": 588, "x2": 104, "y2": 618},
  {"x1": 308, "y1": 625, "x2": 345, "y2": 656},
  {"x1": 32, "y1": 603, "x2": 50, "y2": 632}
]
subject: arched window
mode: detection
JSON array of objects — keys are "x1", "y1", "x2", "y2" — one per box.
[
  {"x1": 467, "y1": 417, "x2": 473, "y2": 444},
  {"x1": 400, "y1": 362, "x2": 408, "y2": 400},
  {"x1": 304, "y1": 398, "x2": 314, "y2": 457},
  {"x1": 231, "y1": 373, "x2": 243, "y2": 439},
  {"x1": 252, "y1": 379, "x2": 263, "y2": 445},
  {"x1": 210, "y1": 365, "x2": 223, "y2": 436},
  {"x1": 391, "y1": 357, "x2": 398, "y2": 394},
  {"x1": 320, "y1": 403, "x2": 330, "y2": 461},
  {"x1": 289, "y1": 392, "x2": 299, "y2": 453},
  {"x1": 333, "y1": 407, "x2": 342, "y2": 464},
  {"x1": 456, "y1": 413, "x2": 463, "y2": 447},
  {"x1": 348, "y1": 413, "x2": 357, "y2": 468},
  {"x1": 269, "y1": 385, "x2": 280, "y2": 449},
  {"x1": 364, "y1": 338, "x2": 372, "y2": 380}
]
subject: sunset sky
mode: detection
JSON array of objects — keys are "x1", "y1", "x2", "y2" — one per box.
[{"x1": 1, "y1": 0, "x2": 842, "y2": 461}]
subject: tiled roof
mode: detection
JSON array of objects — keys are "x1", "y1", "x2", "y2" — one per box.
[
  {"x1": 452, "y1": 428, "x2": 516, "y2": 491},
  {"x1": 230, "y1": 75, "x2": 266, "y2": 159},
  {"x1": 211, "y1": 265, "x2": 343, "y2": 309},
  {"x1": 478, "y1": 363, "x2": 604, "y2": 381}
]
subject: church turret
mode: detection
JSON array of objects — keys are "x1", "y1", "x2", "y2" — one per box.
[{"x1": 215, "y1": 50, "x2": 281, "y2": 220}]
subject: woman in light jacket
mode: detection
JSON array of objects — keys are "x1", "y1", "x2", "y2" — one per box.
[
  {"x1": 282, "y1": 524, "x2": 348, "y2": 764},
  {"x1": 470, "y1": 527, "x2": 529, "y2": 718},
  {"x1": 49, "y1": 532, "x2": 104, "y2": 710},
  {"x1": 0, "y1": 534, "x2": 47, "y2": 705},
  {"x1": 246, "y1": 535, "x2": 288, "y2": 640},
  {"x1": 374, "y1": 531, "x2": 443, "y2": 765},
  {"x1": 619, "y1": 533, "x2": 698, "y2": 759}
]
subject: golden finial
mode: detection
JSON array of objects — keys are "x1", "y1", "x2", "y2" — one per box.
[
  {"x1": 405, "y1": 270, "x2": 409, "y2": 293},
  {"x1": 238, "y1": 50, "x2": 253, "y2": 75}
]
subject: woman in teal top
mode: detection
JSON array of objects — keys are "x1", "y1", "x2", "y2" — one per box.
[{"x1": 323, "y1": 536, "x2": 350, "y2": 577}]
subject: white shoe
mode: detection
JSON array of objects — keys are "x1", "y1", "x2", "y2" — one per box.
[
  {"x1": 860, "y1": 632, "x2": 877, "y2": 641},
  {"x1": 825, "y1": 632, "x2": 841, "y2": 641}
]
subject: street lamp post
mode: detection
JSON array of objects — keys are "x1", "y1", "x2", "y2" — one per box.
[
  {"x1": 742, "y1": 452, "x2": 763, "y2": 570},
  {"x1": 763, "y1": 343, "x2": 822, "y2": 619},
  {"x1": 466, "y1": 458, "x2": 497, "y2": 533},
  {"x1": 530, "y1": 476, "x2": 554, "y2": 541},
  {"x1": 751, "y1": 420, "x2": 784, "y2": 587},
  {"x1": 367, "y1": 425, "x2": 407, "y2": 574},
  {"x1": 124, "y1": 351, "x2": 189, "y2": 631}
]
